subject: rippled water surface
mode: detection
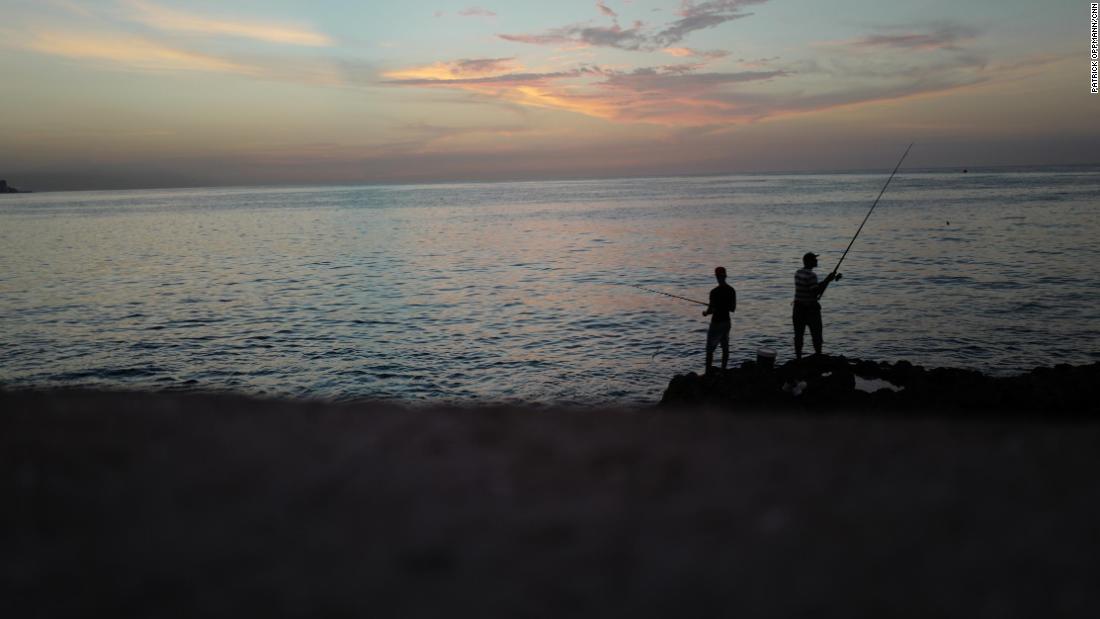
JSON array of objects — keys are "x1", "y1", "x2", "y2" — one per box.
[{"x1": 2, "y1": 169, "x2": 1098, "y2": 404}]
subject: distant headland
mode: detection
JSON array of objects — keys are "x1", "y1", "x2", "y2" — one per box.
[{"x1": 0, "y1": 179, "x2": 29, "y2": 193}]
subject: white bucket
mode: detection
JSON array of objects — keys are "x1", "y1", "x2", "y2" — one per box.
[{"x1": 757, "y1": 347, "x2": 777, "y2": 368}]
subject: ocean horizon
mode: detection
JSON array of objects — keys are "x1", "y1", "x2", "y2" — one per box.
[{"x1": 10, "y1": 162, "x2": 1100, "y2": 194}]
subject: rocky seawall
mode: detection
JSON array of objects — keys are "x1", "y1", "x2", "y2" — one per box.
[{"x1": 661, "y1": 355, "x2": 1099, "y2": 414}]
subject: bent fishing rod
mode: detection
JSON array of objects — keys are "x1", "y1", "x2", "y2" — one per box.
[
  {"x1": 628, "y1": 283, "x2": 707, "y2": 306},
  {"x1": 820, "y1": 142, "x2": 914, "y2": 298}
]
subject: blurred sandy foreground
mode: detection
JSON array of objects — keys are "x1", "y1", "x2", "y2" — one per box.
[{"x1": 3, "y1": 389, "x2": 1097, "y2": 617}]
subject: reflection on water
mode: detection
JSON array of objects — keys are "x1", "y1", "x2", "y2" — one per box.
[{"x1": 1, "y1": 169, "x2": 1098, "y2": 405}]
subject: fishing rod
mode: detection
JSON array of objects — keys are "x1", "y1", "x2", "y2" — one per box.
[
  {"x1": 633, "y1": 144, "x2": 911, "y2": 308},
  {"x1": 821, "y1": 142, "x2": 913, "y2": 296},
  {"x1": 628, "y1": 283, "x2": 707, "y2": 306}
]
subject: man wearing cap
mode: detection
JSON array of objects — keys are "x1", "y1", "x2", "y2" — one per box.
[
  {"x1": 793, "y1": 252, "x2": 838, "y2": 359},
  {"x1": 703, "y1": 266, "x2": 736, "y2": 372}
]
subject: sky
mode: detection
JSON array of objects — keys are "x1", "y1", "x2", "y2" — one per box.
[{"x1": 0, "y1": 0, "x2": 1095, "y2": 190}]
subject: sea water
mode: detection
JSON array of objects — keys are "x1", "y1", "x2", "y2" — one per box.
[{"x1": 2, "y1": 167, "x2": 1098, "y2": 405}]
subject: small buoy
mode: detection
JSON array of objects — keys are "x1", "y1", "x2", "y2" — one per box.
[{"x1": 757, "y1": 347, "x2": 776, "y2": 369}]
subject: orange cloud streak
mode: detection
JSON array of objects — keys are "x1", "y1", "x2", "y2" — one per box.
[
  {"x1": 383, "y1": 58, "x2": 521, "y2": 81},
  {"x1": 127, "y1": 0, "x2": 333, "y2": 46},
  {"x1": 383, "y1": 60, "x2": 622, "y2": 120},
  {"x1": 24, "y1": 30, "x2": 255, "y2": 74}
]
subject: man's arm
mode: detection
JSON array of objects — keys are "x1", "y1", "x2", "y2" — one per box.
[{"x1": 815, "y1": 272, "x2": 839, "y2": 297}]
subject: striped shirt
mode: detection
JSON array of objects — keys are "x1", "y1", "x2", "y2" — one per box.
[{"x1": 794, "y1": 268, "x2": 818, "y2": 304}]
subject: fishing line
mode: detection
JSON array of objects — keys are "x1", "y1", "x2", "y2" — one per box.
[
  {"x1": 614, "y1": 282, "x2": 707, "y2": 360},
  {"x1": 627, "y1": 283, "x2": 707, "y2": 306}
]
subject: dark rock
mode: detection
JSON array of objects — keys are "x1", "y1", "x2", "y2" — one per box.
[
  {"x1": 800, "y1": 366, "x2": 855, "y2": 405},
  {"x1": 660, "y1": 356, "x2": 1100, "y2": 417},
  {"x1": 852, "y1": 359, "x2": 882, "y2": 379}
]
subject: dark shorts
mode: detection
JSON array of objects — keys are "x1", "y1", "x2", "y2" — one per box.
[{"x1": 706, "y1": 321, "x2": 731, "y2": 353}]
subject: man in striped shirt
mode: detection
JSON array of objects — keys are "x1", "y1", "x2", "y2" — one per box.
[{"x1": 793, "y1": 252, "x2": 838, "y2": 359}]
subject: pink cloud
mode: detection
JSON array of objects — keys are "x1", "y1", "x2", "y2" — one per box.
[
  {"x1": 663, "y1": 47, "x2": 731, "y2": 59},
  {"x1": 382, "y1": 41, "x2": 1007, "y2": 128},
  {"x1": 386, "y1": 16, "x2": 1000, "y2": 128},
  {"x1": 384, "y1": 58, "x2": 789, "y2": 125}
]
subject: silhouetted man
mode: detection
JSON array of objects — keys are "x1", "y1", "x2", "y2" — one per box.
[
  {"x1": 703, "y1": 266, "x2": 736, "y2": 372},
  {"x1": 793, "y1": 252, "x2": 838, "y2": 359}
]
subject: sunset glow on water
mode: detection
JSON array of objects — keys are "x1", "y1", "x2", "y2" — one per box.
[{"x1": 3, "y1": 169, "x2": 1097, "y2": 404}]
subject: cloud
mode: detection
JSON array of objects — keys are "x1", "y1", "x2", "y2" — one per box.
[
  {"x1": 383, "y1": 57, "x2": 789, "y2": 124},
  {"x1": 384, "y1": 70, "x2": 586, "y2": 86},
  {"x1": 837, "y1": 23, "x2": 980, "y2": 52},
  {"x1": 801, "y1": 25, "x2": 989, "y2": 83},
  {"x1": 499, "y1": 22, "x2": 655, "y2": 51},
  {"x1": 12, "y1": 28, "x2": 354, "y2": 86},
  {"x1": 384, "y1": 60, "x2": 616, "y2": 119},
  {"x1": 382, "y1": 57, "x2": 524, "y2": 81},
  {"x1": 737, "y1": 55, "x2": 779, "y2": 68},
  {"x1": 458, "y1": 7, "x2": 497, "y2": 17},
  {"x1": 21, "y1": 30, "x2": 256, "y2": 74},
  {"x1": 589, "y1": 65, "x2": 790, "y2": 124},
  {"x1": 499, "y1": 0, "x2": 766, "y2": 51},
  {"x1": 382, "y1": 59, "x2": 582, "y2": 83},
  {"x1": 383, "y1": 26, "x2": 1008, "y2": 129},
  {"x1": 602, "y1": 66, "x2": 785, "y2": 91},
  {"x1": 655, "y1": 0, "x2": 766, "y2": 45},
  {"x1": 663, "y1": 47, "x2": 730, "y2": 59},
  {"x1": 453, "y1": 57, "x2": 516, "y2": 74},
  {"x1": 125, "y1": 0, "x2": 333, "y2": 46}
]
